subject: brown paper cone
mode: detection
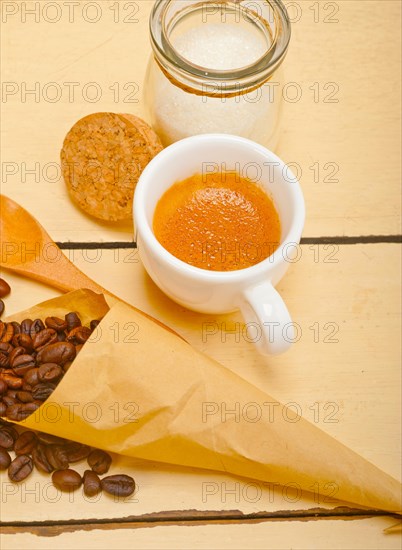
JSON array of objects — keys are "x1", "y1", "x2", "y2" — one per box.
[{"x1": 5, "y1": 290, "x2": 401, "y2": 513}]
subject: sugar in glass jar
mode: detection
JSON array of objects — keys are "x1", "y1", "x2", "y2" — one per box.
[{"x1": 144, "y1": 0, "x2": 291, "y2": 150}]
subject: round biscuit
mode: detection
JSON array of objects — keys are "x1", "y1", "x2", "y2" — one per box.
[{"x1": 61, "y1": 112, "x2": 163, "y2": 222}]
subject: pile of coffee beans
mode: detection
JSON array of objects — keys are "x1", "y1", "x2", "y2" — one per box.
[
  {"x1": 0, "y1": 277, "x2": 135, "y2": 499},
  {"x1": 0, "y1": 419, "x2": 135, "y2": 497},
  {"x1": 0, "y1": 306, "x2": 100, "y2": 422}
]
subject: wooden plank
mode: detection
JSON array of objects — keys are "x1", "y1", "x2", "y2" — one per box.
[
  {"x1": 0, "y1": 244, "x2": 400, "y2": 523},
  {"x1": 278, "y1": 0, "x2": 401, "y2": 238},
  {"x1": 1, "y1": 1, "x2": 400, "y2": 240},
  {"x1": 1, "y1": 517, "x2": 401, "y2": 550}
]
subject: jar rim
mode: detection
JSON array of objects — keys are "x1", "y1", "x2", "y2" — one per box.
[{"x1": 149, "y1": 0, "x2": 291, "y2": 90}]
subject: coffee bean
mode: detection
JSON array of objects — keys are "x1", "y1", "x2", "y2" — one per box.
[
  {"x1": 14, "y1": 431, "x2": 38, "y2": 455},
  {"x1": 0, "y1": 278, "x2": 11, "y2": 299},
  {"x1": 32, "y1": 444, "x2": 54, "y2": 473},
  {"x1": 83, "y1": 470, "x2": 102, "y2": 497},
  {"x1": 0, "y1": 402, "x2": 6, "y2": 416},
  {"x1": 11, "y1": 354, "x2": 36, "y2": 376},
  {"x1": 101, "y1": 475, "x2": 135, "y2": 497},
  {"x1": 23, "y1": 368, "x2": 39, "y2": 387},
  {"x1": 0, "y1": 322, "x2": 14, "y2": 343},
  {"x1": 54, "y1": 446, "x2": 71, "y2": 469},
  {"x1": 16, "y1": 391, "x2": 34, "y2": 403},
  {"x1": 0, "y1": 448, "x2": 11, "y2": 469},
  {"x1": 67, "y1": 326, "x2": 91, "y2": 345},
  {"x1": 38, "y1": 363, "x2": 62, "y2": 383},
  {"x1": 0, "y1": 353, "x2": 9, "y2": 368},
  {"x1": 20, "y1": 319, "x2": 33, "y2": 335},
  {"x1": 36, "y1": 432, "x2": 68, "y2": 446},
  {"x1": 0, "y1": 300, "x2": 4, "y2": 317},
  {"x1": 0, "y1": 428, "x2": 15, "y2": 450},
  {"x1": 0, "y1": 342, "x2": 13, "y2": 356},
  {"x1": 63, "y1": 442, "x2": 91, "y2": 463},
  {"x1": 29, "y1": 319, "x2": 45, "y2": 339},
  {"x1": 6, "y1": 402, "x2": 39, "y2": 421},
  {"x1": 10, "y1": 322, "x2": 21, "y2": 335},
  {"x1": 65, "y1": 312, "x2": 81, "y2": 332},
  {"x1": 44, "y1": 445, "x2": 62, "y2": 470},
  {"x1": 1, "y1": 371, "x2": 22, "y2": 390},
  {"x1": 36, "y1": 342, "x2": 76, "y2": 366},
  {"x1": 45, "y1": 444, "x2": 69, "y2": 470},
  {"x1": 52, "y1": 469, "x2": 82, "y2": 492},
  {"x1": 9, "y1": 346, "x2": 25, "y2": 366},
  {"x1": 1, "y1": 423, "x2": 18, "y2": 441},
  {"x1": 87, "y1": 449, "x2": 112, "y2": 475},
  {"x1": 11, "y1": 333, "x2": 34, "y2": 352},
  {"x1": 1, "y1": 373, "x2": 23, "y2": 389},
  {"x1": 8, "y1": 455, "x2": 33, "y2": 482},
  {"x1": 32, "y1": 383, "x2": 56, "y2": 401},
  {"x1": 45, "y1": 317, "x2": 68, "y2": 332}
]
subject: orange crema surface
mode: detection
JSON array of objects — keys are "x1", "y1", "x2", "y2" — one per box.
[{"x1": 153, "y1": 172, "x2": 281, "y2": 272}]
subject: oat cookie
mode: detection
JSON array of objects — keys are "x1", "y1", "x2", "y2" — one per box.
[{"x1": 61, "y1": 113, "x2": 163, "y2": 222}]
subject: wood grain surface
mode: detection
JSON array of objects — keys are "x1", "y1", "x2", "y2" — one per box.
[{"x1": 0, "y1": 0, "x2": 401, "y2": 548}]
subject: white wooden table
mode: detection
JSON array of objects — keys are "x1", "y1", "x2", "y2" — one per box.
[{"x1": 0, "y1": 1, "x2": 401, "y2": 548}]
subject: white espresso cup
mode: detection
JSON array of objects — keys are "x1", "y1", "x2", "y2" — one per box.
[{"x1": 134, "y1": 134, "x2": 305, "y2": 355}]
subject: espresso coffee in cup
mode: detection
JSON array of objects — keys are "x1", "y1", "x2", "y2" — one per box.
[{"x1": 153, "y1": 171, "x2": 281, "y2": 272}]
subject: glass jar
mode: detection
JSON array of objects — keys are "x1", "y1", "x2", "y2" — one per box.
[{"x1": 144, "y1": 0, "x2": 291, "y2": 150}]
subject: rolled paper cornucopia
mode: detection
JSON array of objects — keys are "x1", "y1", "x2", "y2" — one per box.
[{"x1": 4, "y1": 289, "x2": 401, "y2": 514}]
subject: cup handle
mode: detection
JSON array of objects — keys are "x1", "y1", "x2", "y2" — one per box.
[{"x1": 240, "y1": 282, "x2": 294, "y2": 355}]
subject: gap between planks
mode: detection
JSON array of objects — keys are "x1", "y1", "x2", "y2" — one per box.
[
  {"x1": 1, "y1": 508, "x2": 401, "y2": 537},
  {"x1": 55, "y1": 236, "x2": 402, "y2": 250}
]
